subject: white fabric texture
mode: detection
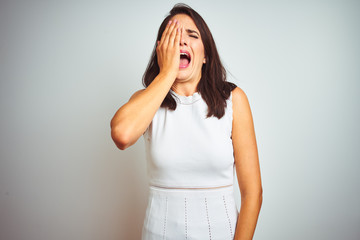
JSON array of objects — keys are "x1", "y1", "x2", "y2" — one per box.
[
  {"x1": 143, "y1": 89, "x2": 235, "y2": 188},
  {"x1": 142, "y1": 89, "x2": 238, "y2": 239},
  {"x1": 142, "y1": 185, "x2": 238, "y2": 240}
]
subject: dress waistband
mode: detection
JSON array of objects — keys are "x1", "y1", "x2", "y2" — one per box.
[
  {"x1": 149, "y1": 184, "x2": 234, "y2": 198},
  {"x1": 149, "y1": 184, "x2": 233, "y2": 190}
]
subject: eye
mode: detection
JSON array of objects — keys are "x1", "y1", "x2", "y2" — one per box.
[{"x1": 189, "y1": 35, "x2": 198, "y2": 39}]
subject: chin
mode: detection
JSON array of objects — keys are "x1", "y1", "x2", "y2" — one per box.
[{"x1": 176, "y1": 72, "x2": 190, "y2": 81}]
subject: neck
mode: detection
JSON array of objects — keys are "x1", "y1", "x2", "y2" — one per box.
[{"x1": 172, "y1": 75, "x2": 201, "y2": 96}]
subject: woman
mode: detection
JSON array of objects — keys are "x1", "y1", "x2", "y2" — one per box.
[{"x1": 111, "y1": 4, "x2": 262, "y2": 240}]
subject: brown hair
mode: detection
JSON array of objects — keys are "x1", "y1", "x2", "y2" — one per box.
[{"x1": 142, "y1": 3, "x2": 237, "y2": 119}]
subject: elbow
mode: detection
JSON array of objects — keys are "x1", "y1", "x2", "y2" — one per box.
[
  {"x1": 257, "y1": 187, "x2": 263, "y2": 202},
  {"x1": 242, "y1": 186, "x2": 263, "y2": 204},
  {"x1": 251, "y1": 187, "x2": 263, "y2": 202},
  {"x1": 259, "y1": 187, "x2": 263, "y2": 205},
  {"x1": 257, "y1": 187, "x2": 263, "y2": 207},
  {"x1": 258, "y1": 186, "x2": 263, "y2": 198},
  {"x1": 111, "y1": 126, "x2": 132, "y2": 150}
]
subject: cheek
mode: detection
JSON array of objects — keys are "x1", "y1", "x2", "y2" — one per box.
[{"x1": 193, "y1": 43, "x2": 205, "y2": 59}]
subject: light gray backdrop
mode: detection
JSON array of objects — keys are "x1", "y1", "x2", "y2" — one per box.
[{"x1": 0, "y1": 0, "x2": 359, "y2": 239}]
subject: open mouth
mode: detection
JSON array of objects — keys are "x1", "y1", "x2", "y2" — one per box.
[{"x1": 180, "y1": 50, "x2": 191, "y2": 68}]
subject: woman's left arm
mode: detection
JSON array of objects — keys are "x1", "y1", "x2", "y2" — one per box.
[{"x1": 232, "y1": 87, "x2": 263, "y2": 240}]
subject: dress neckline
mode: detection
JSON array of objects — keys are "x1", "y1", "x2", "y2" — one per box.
[{"x1": 169, "y1": 89, "x2": 202, "y2": 105}]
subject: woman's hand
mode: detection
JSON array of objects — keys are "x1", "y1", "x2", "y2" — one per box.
[
  {"x1": 111, "y1": 19, "x2": 183, "y2": 150},
  {"x1": 156, "y1": 19, "x2": 181, "y2": 77}
]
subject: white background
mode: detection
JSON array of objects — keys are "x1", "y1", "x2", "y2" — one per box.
[{"x1": 0, "y1": 0, "x2": 359, "y2": 239}]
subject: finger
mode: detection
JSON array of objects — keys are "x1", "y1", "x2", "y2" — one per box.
[
  {"x1": 156, "y1": 41, "x2": 160, "y2": 52},
  {"x1": 159, "y1": 20, "x2": 172, "y2": 44},
  {"x1": 179, "y1": 27, "x2": 183, "y2": 45},
  {"x1": 174, "y1": 25, "x2": 181, "y2": 47},
  {"x1": 161, "y1": 20, "x2": 176, "y2": 50},
  {"x1": 164, "y1": 20, "x2": 178, "y2": 46},
  {"x1": 168, "y1": 20, "x2": 179, "y2": 47}
]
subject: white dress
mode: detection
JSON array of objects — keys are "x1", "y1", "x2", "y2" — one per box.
[{"x1": 142, "y1": 89, "x2": 239, "y2": 240}]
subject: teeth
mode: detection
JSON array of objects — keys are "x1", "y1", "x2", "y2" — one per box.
[{"x1": 180, "y1": 52, "x2": 189, "y2": 57}]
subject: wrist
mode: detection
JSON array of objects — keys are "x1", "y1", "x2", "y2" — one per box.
[{"x1": 159, "y1": 69, "x2": 178, "y2": 80}]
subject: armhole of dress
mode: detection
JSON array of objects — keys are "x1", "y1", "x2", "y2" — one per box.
[
  {"x1": 229, "y1": 90, "x2": 234, "y2": 138},
  {"x1": 143, "y1": 122, "x2": 151, "y2": 138},
  {"x1": 143, "y1": 127, "x2": 148, "y2": 137}
]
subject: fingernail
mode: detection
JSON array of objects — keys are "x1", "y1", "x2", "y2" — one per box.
[
  {"x1": 168, "y1": 20, "x2": 172, "y2": 25},
  {"x1": 173, "y1": 19, "x2": 177, "y2": 23}
]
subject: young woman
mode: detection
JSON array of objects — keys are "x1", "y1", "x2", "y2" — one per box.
[{"x1": 111, "y1": 4, "x2": 262, "y2": 240}]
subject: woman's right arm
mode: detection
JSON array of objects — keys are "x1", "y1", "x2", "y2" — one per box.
[{"x1": 110, "y1": 20, "x2": 181, "y2": 150}]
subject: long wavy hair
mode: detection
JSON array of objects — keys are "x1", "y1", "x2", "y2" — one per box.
[{"x1": 142, "y1": 3, "x2": 237, "y2": 119}]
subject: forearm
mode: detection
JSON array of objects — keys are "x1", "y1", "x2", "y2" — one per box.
[
  {"x1": 234, "y1": 193, "x2": 262, "y2": 240},
  {"x1": 111, "y1": 72, "x2": 175, "y2": 149},
  {"x1": 111, "y1": 20, "x2": 182, "y2": 150}
]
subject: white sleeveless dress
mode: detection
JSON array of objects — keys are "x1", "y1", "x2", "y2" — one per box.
[{"x1": 142, "y1": 89, "x2": 239, "y2": 240}]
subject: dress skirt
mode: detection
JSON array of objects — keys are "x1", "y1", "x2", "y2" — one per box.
[{"x1": 141, "y1": 185, "x2": 239, "y2": 240}]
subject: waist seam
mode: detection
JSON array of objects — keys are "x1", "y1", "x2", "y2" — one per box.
[{"x1": 149, "y1": 183, "x2": 233, "y2": 190}]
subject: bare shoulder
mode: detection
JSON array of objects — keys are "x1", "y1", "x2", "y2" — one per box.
[
  {"x1": 231, "y1": 87, "x2": 251, "y2": 112},
  {"x1": 231, "y1": 86, "x2": 255, "y2": 130},
  {"x1": 129, "y1": 89, "x2": 145, "y2": 100},
  {"x1": 231, "y1": 86, "x2": 247, "y2": 99}
]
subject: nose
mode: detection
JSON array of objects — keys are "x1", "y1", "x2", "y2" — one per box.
[{"x1": 180, "y1": 27, "x2": 187, "y2": 46}]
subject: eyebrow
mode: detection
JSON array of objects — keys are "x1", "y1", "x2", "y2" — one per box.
[{"x1": 186, "y1": 29, "x2": 200, "y2": 36}]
